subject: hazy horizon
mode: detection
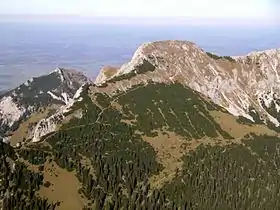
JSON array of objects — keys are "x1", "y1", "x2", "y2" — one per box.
[
  {"x1": 0, "y1": 21, "x2": 279, "y2": 91},
  {"x1": 0, "y1": 15, "x2": 279, "y2": 27},
  {"x1": 0, "y1": 0, "x2": 279, "y2": 91}
]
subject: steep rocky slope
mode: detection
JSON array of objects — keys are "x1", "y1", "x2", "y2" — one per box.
[
  {"x1": 0, "y1": 68, "x2": 89, "y2": 144},
  {"x1": 94, "y1": 40, "x2": 280, "y2": 128}
]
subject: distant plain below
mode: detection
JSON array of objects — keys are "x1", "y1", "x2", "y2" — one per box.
[{"x1": 0, "y1": 21, "x2": 279, "y2": 91}]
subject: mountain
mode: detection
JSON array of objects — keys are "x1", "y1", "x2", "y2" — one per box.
[
  {"x1": 95, "y1": 41, "x2": 280, "y2": 128},
  {"x1": 1, "y1": 40, "x2": 280, "y2": 209},
  {"x1": 0, "y1": 68, "x2": 90, "y2": 145}
]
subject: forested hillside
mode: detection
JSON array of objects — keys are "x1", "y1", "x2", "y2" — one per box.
[{"x1": 2, "y1": 80, "x2": 280, "y2": 209}]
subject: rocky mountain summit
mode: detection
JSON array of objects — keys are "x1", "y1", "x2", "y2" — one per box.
[
  {"x1": 0, "y1": 68, "x2": 89, "y2": 144},
  {"x1": 95, "y1": 40, "x2": 280, "y2": 128}
]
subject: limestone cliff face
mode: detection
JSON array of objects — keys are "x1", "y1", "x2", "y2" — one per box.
[
  {"x1": 31, "y1": 84, "x2": 86, "y2": 143},
  {"x1": 93, "y1": 40, "x2": 280, "y2": 127}
]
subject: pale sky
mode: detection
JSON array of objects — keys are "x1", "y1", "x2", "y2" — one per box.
[{"x1": 0, "y1": 0, "x2": 277, "y2": 19}]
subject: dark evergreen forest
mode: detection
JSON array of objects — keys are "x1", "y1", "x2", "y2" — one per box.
[{"x1": 2, "y1": 82, "x2": 280, "y2": 209}]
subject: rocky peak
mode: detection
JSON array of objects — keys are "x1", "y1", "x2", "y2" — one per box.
[
  {"x1": 234, "y1": 49, "x2": 280, "y2": 86},
  {"x1": 93, "y1": 40, "x2": 280, "y2": 128},
  {"x1": 53, "y1": 68, "x2": 91, "y2": 89},
  {"x1": 95, "y1": 40, "x2": 204, "y2": 85},
  {"x1": 235, "y1": 48, "x2": 280, "y2": 62},
  {"x1": 0, "y1": 68, "x2": 90, "y2": 143}
]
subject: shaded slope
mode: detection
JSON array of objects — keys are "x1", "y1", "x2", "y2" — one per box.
[
  {"x1": 0, "y1": 68, "x2": 89, "y2": 144},
  {"x1": 162, "y1": 135, "x2": 280, "y2": 210},
  {"x1": 115, "y1": 82, "x2": 232, "y2": 139},
  {"x1": 0, "y1": 141, "x2": 58, "y2": 209}
]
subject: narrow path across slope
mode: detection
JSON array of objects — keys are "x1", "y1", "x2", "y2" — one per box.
[{"x1": 37, "y1": 84, "x2": 145, "y2": 144}]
